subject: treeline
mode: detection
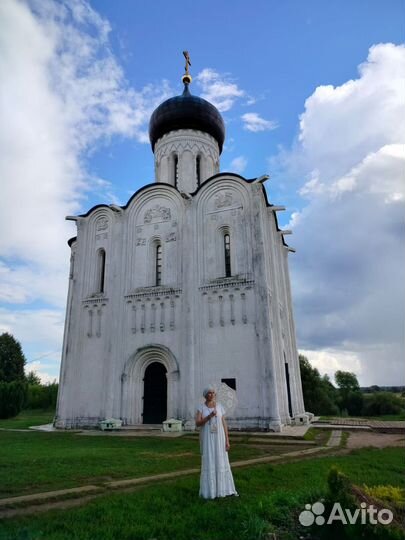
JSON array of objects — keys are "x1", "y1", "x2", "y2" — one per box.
[
  {"x1": 300, "y1": 355, "x2": 405, "y2": 417},
  {"x1": 0, "y1": 333, "x2": 58, "y2": 419},
  {"x1": 361, "y1": 385, "x2": 405, "y2": 394}
]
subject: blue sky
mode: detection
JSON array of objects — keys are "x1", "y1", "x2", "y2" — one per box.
[{"x1": 0, "y1": 0, "x2": 404, "y2": 385}]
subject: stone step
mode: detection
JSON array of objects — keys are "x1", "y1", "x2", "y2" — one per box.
[{"x1": 121, "y1": 424, "x2": 162, "y2": 431}]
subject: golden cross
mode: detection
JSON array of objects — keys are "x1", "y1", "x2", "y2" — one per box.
[{"x1": 183, "y1": 51, "x2": 191, "y2": 76}]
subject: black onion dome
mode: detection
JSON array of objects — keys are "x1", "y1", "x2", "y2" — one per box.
[{"x1": 149, "y1": 84, "x2": 225, "y2": 153}]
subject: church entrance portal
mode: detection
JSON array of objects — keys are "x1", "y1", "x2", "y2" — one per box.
[{"x1": 142, "y1": 362, "x2": 167, "y2": 423}]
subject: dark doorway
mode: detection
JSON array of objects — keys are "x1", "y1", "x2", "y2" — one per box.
[
  {"x1": 284, "y1": 362, "x2": 293, "y2": 417},
  {"x1": 142, "y1": 362, "x2": 167, "y2": 423}
]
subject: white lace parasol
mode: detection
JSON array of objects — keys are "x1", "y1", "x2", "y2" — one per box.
[{"x1": 200, "y1": 382, "x2": 237, "y2": 416}]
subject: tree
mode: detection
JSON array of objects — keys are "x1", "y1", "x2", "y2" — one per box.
[
  {"x1": 0, "y1": 333, "x2": 26, "y2": 383},
  {"x1": 335, "y1": 370, "x2": 363, "y2": 415},
  {"x1": 335, "y1": 371, "x2": 360, "y2": 393},
  {"x1": 362, "y1": 392, "x2": 405, "y2": 416},
  {"x1": 26, "y1": 371, "x2": 41, "y2": 385},
  {"x1": 299, "y1": 355, "x2": 339, "y2": 415}
]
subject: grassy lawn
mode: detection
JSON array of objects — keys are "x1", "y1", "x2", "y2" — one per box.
[
  {"x1": 0, "y1": 447, "x2": 403, "y2": 540},
  {"x1": 0, "y1": 410, "x2": 55, "y2": 430},
  {"x1": 0, "y1": 430, "x2": 316, "y2": 498}
]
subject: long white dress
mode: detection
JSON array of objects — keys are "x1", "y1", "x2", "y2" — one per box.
[{"x1": 197, "y1": 402, "x2": 238, "y2": 499}]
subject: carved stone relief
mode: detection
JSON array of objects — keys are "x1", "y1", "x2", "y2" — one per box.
[
  {"x1": 96, "y1": 217, "x2": 109, "y2": 232},
  {"x1": 84, "y1": 302, "x2": 107, "y2": 338},
  {"x1": 204, "y1": 290, "x2": 249, "y2": 328},
  {"x1": 165, "y1": 232, "x2": 176, "y2": 242},
  {"x1": 126, "y1": 295, "x2": 179, "y2": 334},
  {"x1": 214, "y1": 192, "x2": 233, "y2": 209},
  {"x1": 144, "y1": 205, "x2": 171, "y2": 224}
]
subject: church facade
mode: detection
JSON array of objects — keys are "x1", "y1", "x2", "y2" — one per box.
[{"x1": 55, "y1": 68, "x2": 306, "y2": 432}]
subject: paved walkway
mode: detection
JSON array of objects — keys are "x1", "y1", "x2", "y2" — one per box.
[
  {"x1": 313, "y1": 418, "x2": 405, "y2": 433},
  {"x1": 326, "y1": 430, "x2": 342, "y2": 447},
  {"x1": 29, "y1": 423, "x2": 312, "y2": 438},
  {"x1": 314, "y1": 418, "x2": 405, "y2": 428},
  {"x1": 0, "y1": 434, "x2": 342, "y2": 518}
]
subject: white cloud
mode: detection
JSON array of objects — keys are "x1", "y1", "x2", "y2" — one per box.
[
  {"x1": 0, "y1": 308, "x2": 64, "y2": 350},
  {"x1": 299, "y1": 349, "x2": 363, "y2": 383},
  {"x1": 26, "y1": 360, "x2": 59, "y2": 384},
  {"x1": 0, "y1": 0, "x2": 172, "y2": 266},
  {"x1": 0, "y1": 0, "x2": 172, "y2": 377},
  {"x1": 229, "y1": 156, "x2": 247, "y2": 174},
  {"x1": 241, "y1": 112, "x2": 278, "y2": 132},
  {"x1": 196, "y1": 68, "x2": 244, "y2": 112},
  {"x1": 281, "y1": 43, "x2": 405, "y2": 385},
  {"x1": 297, "y1": 43, "x2": 404, "y2": 182},
  {"x1": 0, "y1": 307, "x2": 64, "y2": 382}
]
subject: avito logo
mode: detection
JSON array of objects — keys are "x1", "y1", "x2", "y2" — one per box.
[{"x1": 299, "y1": 501, "x2": 393, "y2": 526}]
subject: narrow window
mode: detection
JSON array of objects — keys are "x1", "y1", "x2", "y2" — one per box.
[
  {"x1": 196, "y1": 155, "x2": 201, "y2": 186},
  {"x1": 224, "y1": 233, "x2": 231, "y2": 277},
  {"x1": 155, "y1": 244, "x2": 162, "y2": 286},
  {"x1": 97, "y1": 249, "x2": 106, "y2": 293},
  {"x1": 284, "y1": 359, "x2": 293, "y2": 417},
  {"x1": 174, "y1": 155, "x2": 179, "y2": 187}
]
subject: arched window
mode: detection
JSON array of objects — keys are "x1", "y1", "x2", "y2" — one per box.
[
  {"x1": 196, "y1": 155, "x2": 201, "y2": 186},
  {"x1": 224, "y1": 233, "x2": 231, "y2": 277},
  {"x1": 96, "y1": 248, "x2": 106, "y2": 293},
  {"x1": 155, "y1": 244, "x2": 163, "y2": 286},
  {"x1": 174, "y1": 155, "x2": 179, "y2": 187}
]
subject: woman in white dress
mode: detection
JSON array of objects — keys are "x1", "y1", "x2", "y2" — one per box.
[{"x1": 195, "y1": 387, "x2": 238, "y2": 499}]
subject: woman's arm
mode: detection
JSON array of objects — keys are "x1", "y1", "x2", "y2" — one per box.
[
  {"x1": 222, "y1": 415, "x2": 230, "y2": 451},
  {"x1": 195, "y1": 410, "x2": 215, "y2": 427}
]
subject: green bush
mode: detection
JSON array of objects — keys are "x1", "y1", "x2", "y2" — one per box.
[
  {"x1": 26, "y1": 382, "x2": 58, "y2": 410},
  {"x1": 342, "y1": 390, "x2": 364, "y2": 416},
  {"x1": 0, "y1": 380, "x2": 27, "y2": 418},
  {"x1": 362, "y1": 392, "x2": 404, "y2": 416},
  {"x1": 310, "y1": 468, "x2": 404, "y2": 539}
]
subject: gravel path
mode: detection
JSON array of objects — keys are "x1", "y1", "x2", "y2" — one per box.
[{"x1": 346, "y1": 431, "x2": 405, "y2": 449}]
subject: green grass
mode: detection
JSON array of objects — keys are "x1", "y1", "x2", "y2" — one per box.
[
  {"x1": 303, "y1": 427, "x2": 332, "y2": 445},
  {"x1": 0, "y1": 430, "x2": 314, "y2": 498},
  {"x1": 0, "y1": 410, "x2": 55, "y2": 429},
  {"x1": 0, "y1": 447, "x2": 403, "y2": 540}
]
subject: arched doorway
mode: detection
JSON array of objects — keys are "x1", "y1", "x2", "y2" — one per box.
[
  {"x1": 142, "y1": 362, "x2": 167, "y2": 423},
  {"x1": 121, "y1": 345, "x2": 179, "y2": 425}
]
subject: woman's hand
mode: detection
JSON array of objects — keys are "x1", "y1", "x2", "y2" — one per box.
[{"x1": 225, "y1": 440, "x2": 230, "y2": 451}]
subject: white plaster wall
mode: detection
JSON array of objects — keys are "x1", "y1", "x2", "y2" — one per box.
[
  {"x1": 55, "y1": 169, "x2": 305, "y2": 431},
  {"x1": 154, "y1": 130, "x2": 220, "y2": 192}
]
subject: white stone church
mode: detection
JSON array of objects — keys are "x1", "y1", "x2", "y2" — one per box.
[{"x1": 55, "y1": 65, "x2": 306, "y2": 431}]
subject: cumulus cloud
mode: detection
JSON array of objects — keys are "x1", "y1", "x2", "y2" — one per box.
[
  {"x1": 196, "y1": 68, "x2": 244, "y2": 112},
  {"x1": 241, "y1": 112, "x2": 278, "y2": 132},
  {"x1": 0, "y1": 0, "x2": 172, "y2": 379},
  {"x1": 281, "y1": 43, "x2": 405, "y2": 385},
  {"x1": 0, "y1": 307, "x2": 64, "y2": 351},
  {"x1": 300, "y1": 349, "x2": 363, "y2": 383},
  {"x1": 26, "y1": 360, "x2": 59, "y2": 384},
  {"x1": 0, "y1": 0, "x2": 171, "y2": 280},
  {"x1": 229, "y1": 156, "x2": 248, "y2": 174}
]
